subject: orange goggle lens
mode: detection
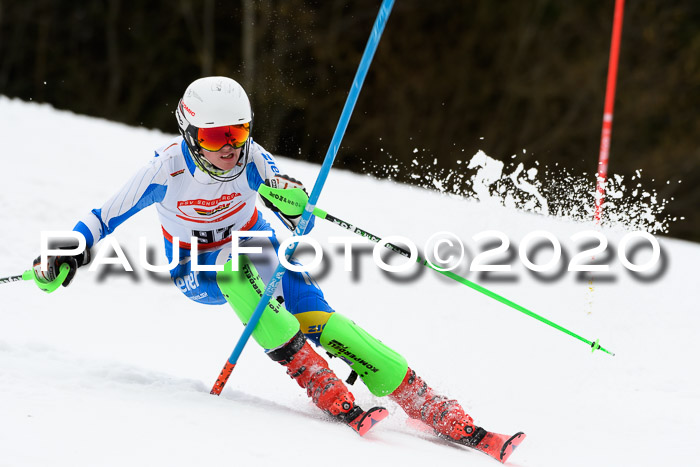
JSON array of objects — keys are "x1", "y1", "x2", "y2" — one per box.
[{"x1": 197, "y1": 123, "x2": 250, "y2": 151}]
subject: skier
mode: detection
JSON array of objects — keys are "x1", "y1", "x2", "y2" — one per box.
[{"x1": 32, "y1": 76, "x2": 493, "y2": 448}]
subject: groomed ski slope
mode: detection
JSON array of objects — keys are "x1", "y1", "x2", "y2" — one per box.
[{"x1": 1, "y1": 97, "x2": 698, "y2": 466}]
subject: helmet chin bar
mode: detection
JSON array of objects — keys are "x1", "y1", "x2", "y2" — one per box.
[
  {"x1": 175, "y1": 98, "x2": 253, "y2": 183},
  {"x1": 189, "y1": 139, "x2": 250, "y2": 183}
]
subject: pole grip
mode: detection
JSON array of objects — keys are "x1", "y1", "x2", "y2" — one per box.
[{"x1": 32, "y1": 263, "x2": 71, "y2": 293}]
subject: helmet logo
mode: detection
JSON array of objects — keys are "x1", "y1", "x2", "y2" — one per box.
[
  {"x1": 188, "y1": 89, "x2": 203, "y2": 102},
  {"x1": 182, "y1": 101, "x2": 196, "y2": 117}
]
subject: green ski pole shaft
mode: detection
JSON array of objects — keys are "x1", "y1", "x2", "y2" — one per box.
[
  {"x1": 0, "y1": 271, "x2": 32, "y2": 284},
  {"x1": 312, "y1": 207, "x2": 615, "y2": 356}
]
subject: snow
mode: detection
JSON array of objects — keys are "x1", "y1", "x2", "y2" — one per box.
[{"x1": 1, "y1": 96, "x2": 699, "y2": 466}]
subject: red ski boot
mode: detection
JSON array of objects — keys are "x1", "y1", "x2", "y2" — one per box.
[
  {"x1": 389, "y1": 368, "x2": 484, "y2": 445},
  {"x1": 268, "y1": 331, "x2": 388, "y2": 435},
  {"x1": 389, "y1": 368, "x2": 525, "y2": 463}
]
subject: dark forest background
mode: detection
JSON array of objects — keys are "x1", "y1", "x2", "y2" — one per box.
[{"x1": 1, "y1": 1, "x2": 698, "y2": 241}]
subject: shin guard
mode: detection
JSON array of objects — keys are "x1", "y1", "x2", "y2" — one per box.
[{"x1": 319, "y1": 313, "x2": 408, "y2": 397}]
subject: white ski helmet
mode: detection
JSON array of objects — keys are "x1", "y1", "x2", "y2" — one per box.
[{"x1": 175, "y1": 76, "x2": 253, "y2": 181}]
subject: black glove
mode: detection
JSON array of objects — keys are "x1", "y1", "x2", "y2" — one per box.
[
  {"x1": 261, "y1": 174, "x2": 308, "y2": 231},
  {"x1": 32, "y1": 241, "x2": 91, "y2": 288}
]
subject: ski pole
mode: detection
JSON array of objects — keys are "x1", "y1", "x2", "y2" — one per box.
[
  {"x1": 258, "y1": 186, "x2": 616, "y2": 357},
  {"x1": 210, "y1": 0, "x2": 396, "y2": 396},
  {"x1": 319, "y1": 209, "x2": 615, "y2": 356},
  {"x1": 0, "y1": 264, "x2": 71, "y2": 293}
]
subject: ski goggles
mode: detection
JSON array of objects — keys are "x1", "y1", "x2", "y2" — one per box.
[{"x1": 196, "y1": 123, "x2": 250, "y2": 151}]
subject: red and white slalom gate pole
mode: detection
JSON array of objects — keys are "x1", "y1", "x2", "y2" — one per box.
[{"x1": 594, "y1": 0, "x2": 625, "y2": 224}]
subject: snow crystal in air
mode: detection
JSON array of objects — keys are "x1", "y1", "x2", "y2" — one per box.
[{"x1": 369, "y1": 149, "x2": 673, "y2": 234}]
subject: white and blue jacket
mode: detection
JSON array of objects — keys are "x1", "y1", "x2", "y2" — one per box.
[{"x1": 73, "y1": 136, "x2": 305, "y2": 254}]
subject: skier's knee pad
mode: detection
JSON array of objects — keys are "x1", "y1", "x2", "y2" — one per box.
[
  {"x1": 319, "y1": 313, "x2": 408, "y2": 397},
  {"x1": 216, "y1": 255, "x2": 300, "y2": 350}
]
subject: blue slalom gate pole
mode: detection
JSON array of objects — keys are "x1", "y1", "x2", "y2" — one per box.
[{"x1": 211, "y1": 0, "x2": 395, "y2": 395}]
